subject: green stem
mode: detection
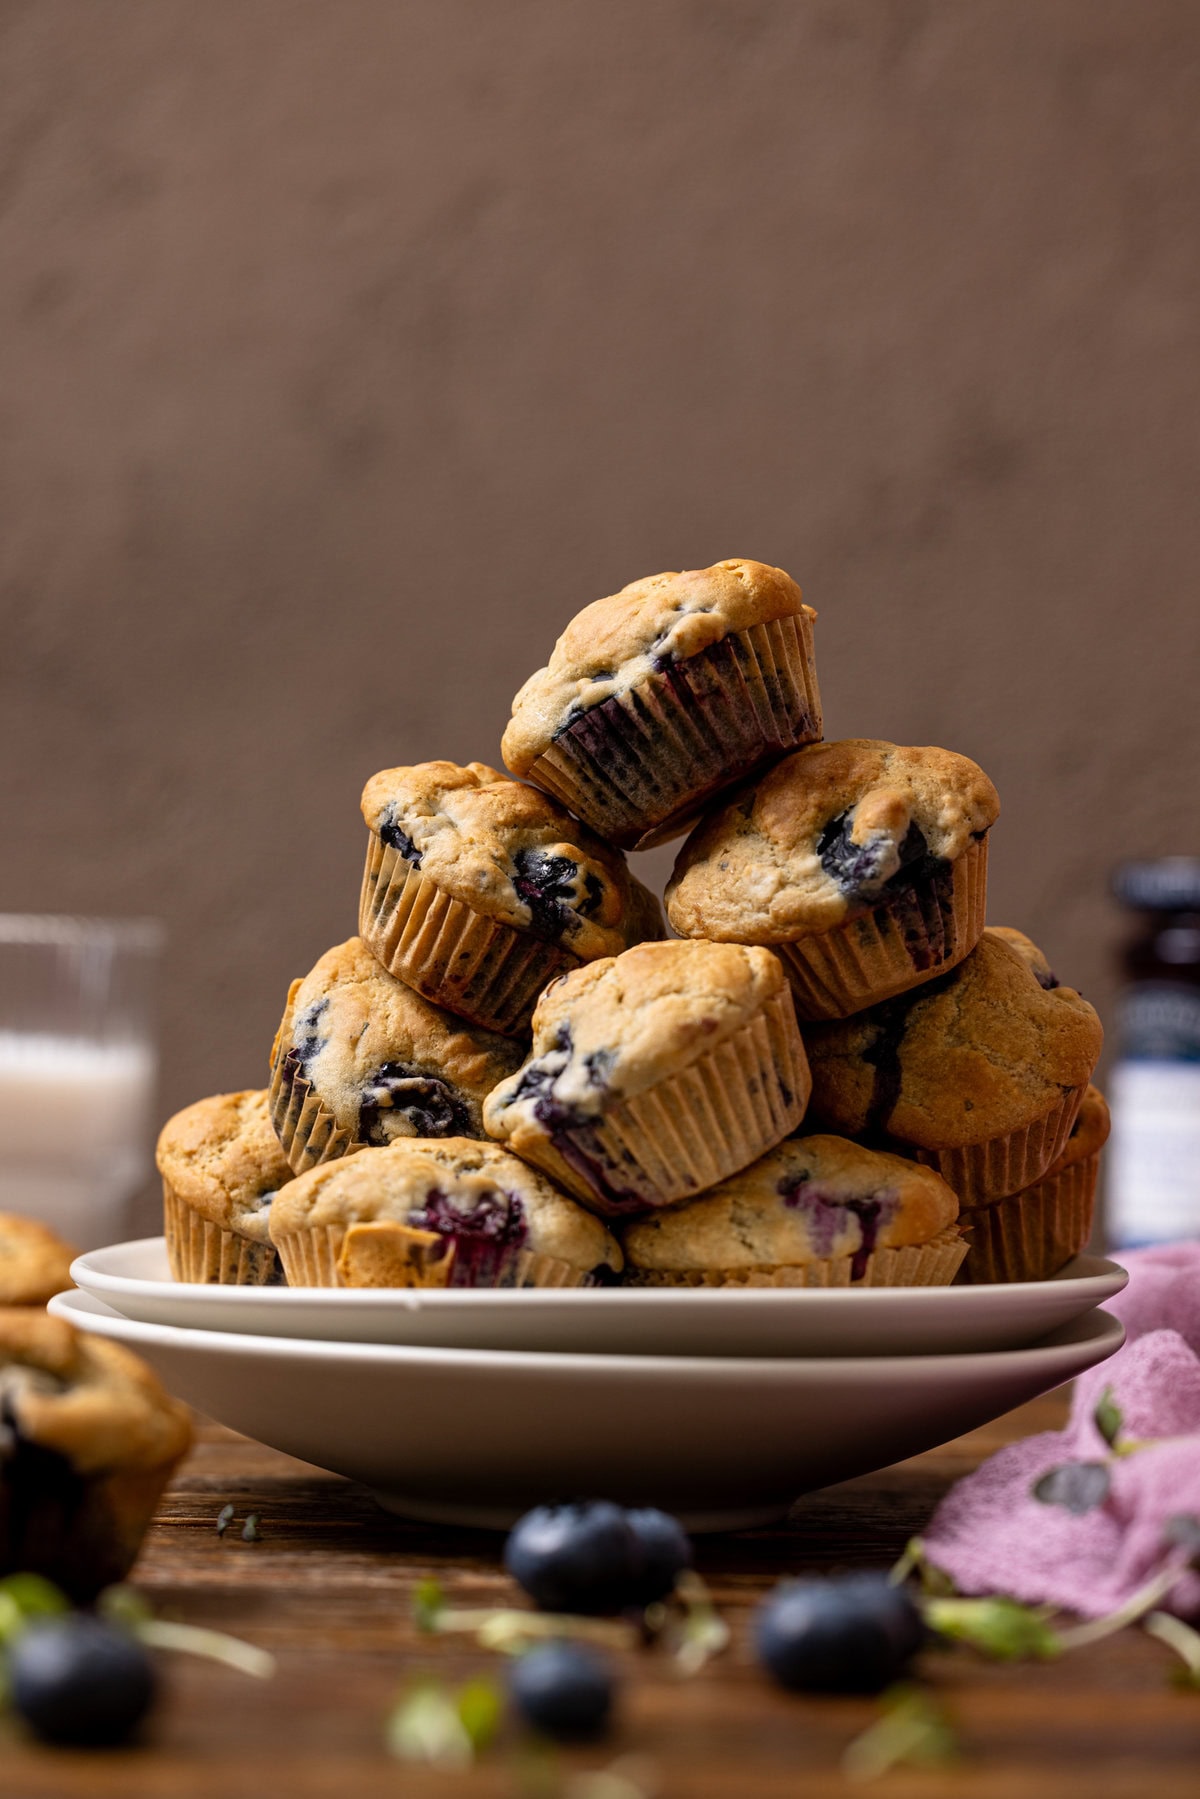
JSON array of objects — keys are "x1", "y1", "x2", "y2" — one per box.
[
  {"x1": 136, "y1": 1619, "x2": 276, "y2": 1679},
  {"x1": 1056, "y1": 1565, "x2": 1186, "y2": 1650},
  {"x1": 1144, "y1": 1610, "x2": 1200, "y2": 1683}
]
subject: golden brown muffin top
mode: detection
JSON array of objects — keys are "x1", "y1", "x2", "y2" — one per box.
[
  {"x1": 667, "y1": 740, "x2": 999, "y2": 940},
  {"x1": 804, "y1": 928, "x2": 1103, "y2": 1150},
  {"x1": 1047, "y1": 1084, "x2": 1111, "y2": 1175},
  {"x1": 360, "y1": 760, "x2": 662, "y2": 960},
  {"x1": 502, "y1": 559, "x2": 811, "y2": 773},
  {"x1": 483, "y1": 938, "x2": 792, "y2": 1142},
  {"x1": 0, "y1": 1215, "x2": 75, "y2": 1306},
  {"x1": 621, "y1": 1134, "x2": 959, "y2": 1273},
  {"x1": 0, "y1": 1309, "x2": 192, "y2": 1476},
  {"x1": 268, "y1": 1137, "x2": 621, "y2": 1278},
  {"x1": 272, "y1": 937, "x2": 526, "y2": 1144},
  {"x1": 155, "y1": 1090, "x2": 293, "y2": 1245}
]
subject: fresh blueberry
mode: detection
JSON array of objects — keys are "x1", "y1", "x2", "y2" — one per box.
[
  {"x1": 512, "y1": 850, "x2": 586, "y2": 941},
  {"x1": 625, "y1": 1507, "x2": 693, "y2": 1604},
  {"x1": 504, "y1": 1501, "x2": 638, "y2": 1614},
  {"x1": 755, "y1": 1573, "x2": 923, "y2": 1694},
  {"x1": 508, "y1": 1642, "x2": 614, "y2": 1740},
  {"x1": 378, "y1": 807, "x2": 423, "y2": 866},
  {"x1": 9, "y1": 1615, "x2": 158, "y2": 1746}
]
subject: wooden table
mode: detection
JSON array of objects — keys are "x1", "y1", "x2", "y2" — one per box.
[{"x1": 4, "y1": 1395, "x2": 1198, "y2": 1798}]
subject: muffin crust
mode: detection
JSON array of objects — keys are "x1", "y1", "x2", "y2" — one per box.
[
  {"x1": 156, "y1": 1090, "x2": 293, "y2": 1246},
  {"x1": 0, "y1": 1215, "x2": 75, "y2": 1307}
]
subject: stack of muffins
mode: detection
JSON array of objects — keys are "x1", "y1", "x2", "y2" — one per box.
[{"x1": 156, "y1": 558, "x2": 1107, "y2": 1294}]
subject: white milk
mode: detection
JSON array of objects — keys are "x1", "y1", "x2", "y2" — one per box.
[{"x1": 0, "y1": 1032, "x2": 156, "y2": 1250}]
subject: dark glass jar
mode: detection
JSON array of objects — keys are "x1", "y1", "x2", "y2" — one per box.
[{"x1": 1107, "y1": 859, "x2": 1200, "y2": 1247}]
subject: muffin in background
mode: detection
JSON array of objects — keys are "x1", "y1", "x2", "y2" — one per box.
[
  {"x1": 621, "y1": 1134, "x2": 965, "y2": 1288},
  {"x1": 359, "y1": 759, "x2": 663, "y2": 1036},
  {"x1": 483, "y1": 938, "x2": 810, "y2": 1216},
  {"x1": 268, "y1": 937, "x2": 526, "y2": 1176},
  {"x1": 0, "y1": 1309, "x2": 192, "y2": 1600},
  {"x1": 0, "y1": 1215, "x2": 76, "y2": 1307},
  {"x1": 667, "y1": 740, "x2": 998, "y2": 1020},
  {"x1": 502, "y1": 559, "x2": 821, "y2": 849},
  {"x1": 268, "y1": 1137, "x2": 622, "y2": 1289},
  {"x1": 957, "y1": 1085, "x2": 1111, "y2": 1284},
  {"x1": 156, "y1": 1089, "x2": 292, "y2": 1285},
  {"x1": 804, "y1": 927, "x2": 1103, "y2": 1207}
]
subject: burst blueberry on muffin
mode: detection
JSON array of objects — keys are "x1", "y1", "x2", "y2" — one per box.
[
  {"x1": 359, "y1": 760, "x2": 663, "y2": 1035},
  {"x1": 0, "y1": 1216, "x2": 75, "y2": 1307},
  {"x1": 483, "y1": 938, "x2": 810, "y2": 1216},
  {"x1": 803, "y1": 927, "x2": 1103, "y2": 1207},
  {"x1": 667, "y1": 740, "x2": 999, "y2": 1019},
  {"x1": 621, "y1": 1135, "x2": 965, "y2": 1287},
  {"x1": 268, "y1": 937, "x2": 526, "y2": 1175},
  {"x1": 501, "y1": 559, "x2": 822, "y2": 849},
  {"x1": 267, "y1": 1137, "x2": 622, "y2": 1289},
  {"x1": 0, "y1": 1310, "x2": 192, "y2": 1600},
  {"x1": 156, "y1": 1090, "x2": 294, "y2": 1285},
  {"x1": 956, "y1": 1084, "x2": 1111, "y2": 1284}
]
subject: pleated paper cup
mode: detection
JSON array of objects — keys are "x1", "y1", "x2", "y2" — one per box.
[
  {"x1": 359, "y1": 832, "x2": 577, "y2": 1036},
  {"x1": 162, "y1": 1184, "x2": 283, "y2": 1286},
  {"x1": 623, "y1": 1227, "x2": 967, "y2": 1288},
  {"x1": 775, "y1": 837, "x2": 989, "y2": 1021},
  {"x1": 268, "y1": 993, "x2": 359, "y2": 1176},
  {"x1": 274, "y1": 1217, "x2": 602, "y2": 1289},
  {"x1": 956, "y1": 1154, "x2": 1100, "y2": 1284},
  {"x1": 523, "y1": 614, "x2": 823, "y2": 850},
  {"x1": 513, "y1": 987, "x2": 811, "y2": 1217},
  {"x1": 913, "y1": 1080, "x2": 1088, "y2": 1208}
]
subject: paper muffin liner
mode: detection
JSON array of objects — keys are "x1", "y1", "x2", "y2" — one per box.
[
  {"x1": 775, "y1": 837, "x2": 989, "y2": 1020},
  {"x1": 2, "y1": 1456, "x2": 186, "y2": 1603},
  {"x1": 523, "y1": 613, "x2": 823, "y2": 850},
  {"x1": 274, "y1": 1218, "x2": 600, "y2": 1289},
  {"x1": 519, "y1": 986, "x2": 812, "y2": 1217},
  {"x1": 268, "y1": 999, "x2": 360, "y2": 1176},
  {"x1": 913, "y1": 1080, "x2": 1088, "y2": 1209},
  {"x1": 955, "y1": 1153, "x2": 1100, "y2": 1284},
  {"x1": 162, "y1": 1184, "x2": 283, "y2": 1286},
  {"x1": 623, "y1": 1227, "x2": 967, "y2": 1288},
  {"x1": 359, "y1": 832, "x2": 578, "y2": 1036}
]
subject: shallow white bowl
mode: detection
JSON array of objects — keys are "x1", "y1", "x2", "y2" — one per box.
[
  {"x1": 49, "y1": 1286, "x2": 1124, "y2": 1531},
  {"x1": 69, "y1": 1238, "x2": 1128, "y2": 1359}
]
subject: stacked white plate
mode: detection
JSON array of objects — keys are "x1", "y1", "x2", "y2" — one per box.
[{"x1": 51, "y1": 1240, "x2": 1126, "y2": 1530}]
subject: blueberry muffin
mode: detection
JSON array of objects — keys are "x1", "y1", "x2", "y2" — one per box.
[
  {"x1": 0, "y1": 1216, "x2": 75, "y2": 1307},
  {"x1": 667, "y1": 741, "x2": 999, "y2": 1019},
  {"x1": 621, "y1": 1135, "x2": 965, "y2": 1287},
  {"x1": 268, "y1": 1137, "x2": 623, "y2": 1289},
  {"x1": 0, "y1": 1309, "x2": 192, "y2": 1600},
  {"x1": 359, "y1": 760, "x2": 664, "y2": 1035},
  {"x1": 957, "y1": 1085, "x2": 1111, "y2": 1284},
  {"x1": 502, "y1": 559, "x2": 822, "y2": 849},
  {"x1": 803, "y1": 928, "x2": 1103, "y2": 1207},
  {"x1": 483, "y1": 939, "x2": 810, "y2": 1216},
  {"x1": 269, "y1": 937, "x2": 526, "y2": 1175},
  {"x1": 156, "y1": 1090, "x2": 293, "y2": 1285}
]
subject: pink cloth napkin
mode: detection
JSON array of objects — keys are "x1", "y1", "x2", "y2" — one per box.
[{"x1": 924, "y1": 1243, "x2": 1200, "y2": 1620}]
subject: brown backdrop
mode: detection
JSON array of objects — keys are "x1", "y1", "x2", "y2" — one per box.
[{"x1": 3, "y1": 1, "x2": 1198, "y2": 1227}]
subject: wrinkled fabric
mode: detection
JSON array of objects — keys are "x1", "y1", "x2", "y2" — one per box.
[{"x1": 924, "y1": 1243, "x2": 1200, "y2": 1619}]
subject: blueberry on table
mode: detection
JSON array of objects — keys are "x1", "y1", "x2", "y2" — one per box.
[
  {"x1": 755, "y1": 1573, "x2": 923, "y2": 1694},
  {"x1": 504, "y1": 1501, "x2": 639, "y2": 1614},
  {"x1": 624, "y1": 1506, "x2": 693, "y2": 1605},
  {"x1": 9, "y1": 1615, "x2": 158, "y2": 1746},
  {"x1": 508, "y1": 1641, "x2": 614, "y2": 1740}
]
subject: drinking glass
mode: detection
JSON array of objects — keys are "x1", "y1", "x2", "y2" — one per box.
[{"x1": 0, "y1": 915, "x2": 164, "y2": 1251}]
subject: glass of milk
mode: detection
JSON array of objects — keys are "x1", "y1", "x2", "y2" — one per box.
[{"x1": 0, "y1": 916, "x2": 164, "y2": 1252}]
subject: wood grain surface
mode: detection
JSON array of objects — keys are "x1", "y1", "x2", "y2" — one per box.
[{"x1": 3, "y1": 1396, "x2": 1197, "y2": 1798}]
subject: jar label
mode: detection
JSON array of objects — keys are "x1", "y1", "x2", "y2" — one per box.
[
  {"x1": 1116, "y1": 982, "x2": 1200, "y2": 1063},
  {"x1": 1107, "y1": 1059, "x2": 1200, "y2": 1245}
]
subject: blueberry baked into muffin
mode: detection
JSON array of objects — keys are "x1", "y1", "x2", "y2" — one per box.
[
  {"x1": 502, "y1": 559, "x2": 822, "y2": 849},
  {"x1": 268, "y1": 1137, "x2": 622, "y2": 1289},
  {"x1": 483, "y1": 939, "x2": 810, "y2": 1216},
  {"x1": 667, "y1": 740, "x2": 999, "y2": 1019},
  {"x1": 0, "y1": 1310, "x2": 192, "y2": 1599},
  {"x1": 803, "y1": 927, "x2": 1103, "y2": 1207},
  {"x1": 156, "y1": 1090, "x2": 294, "y2": 1285},
  {"x1": 269, "y1": 936, "x2": 525, "y2": 1175},
  {"x1": 359, "y1": 760, "x2": 663, "y2": 1035},
  {"x1": 621, "y1": 1135, "x2": 965, "y2": 1287},
  {"x1": 0, "y1": 1216, "x2": 75, "y2": 1307},
  {"x1": 957, "y1": 1084, "x2": 1111, "y2": 1284}
]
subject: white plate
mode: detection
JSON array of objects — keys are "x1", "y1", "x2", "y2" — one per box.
[
  {"x1": 49, "y1": 1286, "x2": 1124, "y2": 1531},
  {"x1": 69, "y1": 1237, "x2": 1128, "y2": 1359}
]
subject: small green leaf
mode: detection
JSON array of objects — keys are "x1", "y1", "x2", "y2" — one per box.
[
  {"x1": 1093, "y1": 1386, "x2": 1123, "y2": 1448},
  {"x1": 842, "y1": 1684, "x2": 959, "y2": 1782},
  {"x1": 242, "y1": 1513, "x2": 262, "y2": 1543},
  {"x1": 97, "y1": 1585, "x2": 154, "y2": 1630},
  {"x1": 386, "y1": 1682, "x2": 482, "y2": 1767},
  {"x1": 924, "y1": 1596, "x2": 1061, "y2": 1661},
  {"x1": 216, "y1": 1504, "x2": 235, "y2": 1536},
  {"x1": 888, "y1": 1537, "x2": 957, "y2": 1597},
  {"x1": 412, "y1": 1578, "x2": 444, "y2": 1632},
  {"x1": 455, "y1": 1678, "x2": 503, "y2": 1752},
  {"x1": 1031, "y1": 1461, "x2": 1111, "y2": 1516},
  {"x1": 0, "y1": 1574, "x2": 69, "y2": 1644}
]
